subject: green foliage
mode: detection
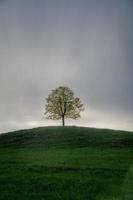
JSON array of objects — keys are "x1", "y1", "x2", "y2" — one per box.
[{"x1": 44, "y1": 86, "x2": 84, "y2": 125}]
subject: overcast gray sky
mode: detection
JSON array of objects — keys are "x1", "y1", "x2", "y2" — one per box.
[{"x1": 0, "y1": 0, "x2": 133, "y2": 133}]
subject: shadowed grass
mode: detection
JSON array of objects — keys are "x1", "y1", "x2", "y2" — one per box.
[{"x1": 0, "y1": 126, "x2": 133, "y2": 148}]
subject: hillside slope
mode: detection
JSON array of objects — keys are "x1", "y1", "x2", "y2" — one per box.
[
  {"x1": 0, "y1": 126, "x2": 133, "y2": 200},
  {"x1": 0, "y1": 126, "x2": 133, "y2": 148}
]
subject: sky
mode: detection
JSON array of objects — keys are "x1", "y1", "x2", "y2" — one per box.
[{"x1": 0, "y1": 0, "x2": 133, "y2": 133}]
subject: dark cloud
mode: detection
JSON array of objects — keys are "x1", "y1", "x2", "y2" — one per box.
[{"x1": 0, "y1": 0, "x2": 133, "y2": 132}]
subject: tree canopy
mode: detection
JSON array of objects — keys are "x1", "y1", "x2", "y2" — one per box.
[{"x1": 44, "y1": 86, "x2": 84, "y2": 126}]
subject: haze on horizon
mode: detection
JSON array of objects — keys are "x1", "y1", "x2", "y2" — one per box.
[{"x1": 0, "y1": 0, "x2": 133, "y2": 133}]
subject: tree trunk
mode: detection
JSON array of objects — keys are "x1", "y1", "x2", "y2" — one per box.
[{"x1": 62, "y1": 115, "x2": 65, "y2": 126}]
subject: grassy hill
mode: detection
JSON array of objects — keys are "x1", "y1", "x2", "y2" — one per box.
[
  {"x1": 0, "y1": 126, "x2": 133, "y2": 148},
  {"x1": 0, "y1": 126, "x2": 133, "y2": 200}
]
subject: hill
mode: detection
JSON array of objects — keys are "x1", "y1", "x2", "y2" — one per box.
[
  {"x1": 0, "y1": 126, "x2": 133, "y2": 200},
  {"x1": 0, "y1": 126, "x2": 133, "y2": 148}
]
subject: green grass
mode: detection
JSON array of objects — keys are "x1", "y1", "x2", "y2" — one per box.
[{"x1": 0, "y1": 126, "x2": 133, "y2": 200}]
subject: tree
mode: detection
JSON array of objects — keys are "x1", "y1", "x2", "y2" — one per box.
[{"x1": 44, "y1": 86, "x2": 84, "y2": 126}]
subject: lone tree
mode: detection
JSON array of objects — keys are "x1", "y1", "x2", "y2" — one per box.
[{"x1": 44, "y1": 86, "x2": 84, "y2": 126}]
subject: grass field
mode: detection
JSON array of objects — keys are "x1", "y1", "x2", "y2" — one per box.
[{"x1": 0, "y1": 126, "x2": 133, "y2": 200}]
